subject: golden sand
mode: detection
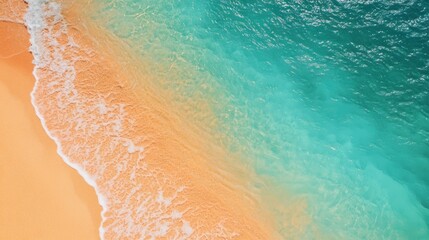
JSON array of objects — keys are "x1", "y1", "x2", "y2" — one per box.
[
  {"x1": 0, "y1": 0, "x2": 308, "y2": 238},
  {"x1": 0, "y1": 12, "x2": 101, "y2": 240},
  {"x1": 0, "y1": 0, "x2": 26, "y2": 23},
  {"x1": 25, "y1": 0, "x2": 280, "y2": 238}
]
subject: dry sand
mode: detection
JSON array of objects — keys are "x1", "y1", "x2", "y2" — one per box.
[
  {"x1": 24, "y1": 0, "x2": 280, "y2": 237},
  {"x1": 1, "y1": 0, "x2": 291, "y2": 238},
  {"x1": 0, "y1": 17, "x2": 101, "y2": 240}
]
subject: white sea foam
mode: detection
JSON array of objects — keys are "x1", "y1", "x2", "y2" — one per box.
[
  {"x1": 23, "y1": 0, "x2": 239, "y2": 239},
  {"x1": 24, "y1": 0, "x2": 109, "y2": 237},
  {"x1": 24, "y1": 0, "x2": 188, "y2": 238}
]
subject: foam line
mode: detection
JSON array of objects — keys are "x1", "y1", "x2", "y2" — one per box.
[
  {"x1": 22, "y1": 1, "x2": 278, "y2": 239},
  {"x1": 24, "y1": 0, "x2": 108, "y2": 237}
]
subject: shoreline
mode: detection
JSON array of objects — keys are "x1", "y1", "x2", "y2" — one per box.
[
  {"x1": 0, "y1": 10, "x2": 102, "y2": 240},
  {"x1": 1, "y1": 0, "x2": 305, "y2": 238},
  {"x1": 28, "y1": 0, "x2": 279, "y2": 238}
]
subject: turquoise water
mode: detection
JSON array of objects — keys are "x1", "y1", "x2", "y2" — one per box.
[{"x1": 90, "y1": 0, "x2": 429, "y2": 239}]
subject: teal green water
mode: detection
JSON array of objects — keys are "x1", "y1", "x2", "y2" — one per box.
[{"x1": 91, "y1": 0, "x2": 429, "y2": 239}]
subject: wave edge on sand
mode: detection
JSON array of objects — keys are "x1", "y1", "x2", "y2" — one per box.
[{"x1": 23, "y1": 0, "x2": 278, "y2": 239}]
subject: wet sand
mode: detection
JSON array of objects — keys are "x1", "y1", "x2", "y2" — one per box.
[
  {"x1": 0, "y1": 0, "x2": 301, "y2": 238},
  {"x1": 0, "y1": 17, "x2": 101, "y2": 240},
  {"x1": 24, "y1": 0, "x2": 280, "y2": 238}
]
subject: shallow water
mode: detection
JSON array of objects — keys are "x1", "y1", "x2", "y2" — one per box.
[
  {"x1": 88, "y1": 0, "x2": 429, "y2": 238},
  {"x1": 27, "y1": 0, "x2": 429, "y2": 239}
]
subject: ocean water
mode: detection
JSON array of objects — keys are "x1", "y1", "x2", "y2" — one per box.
[
  {"x1": 89, "y1": 0, "x2": 429, "y2": 238},
  {"x1": 25, "y1": 0, "x2": 428, "y2": 239}
]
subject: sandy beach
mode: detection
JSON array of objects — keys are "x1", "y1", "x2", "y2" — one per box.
[
  {"x1": 24, "y1": 0, "x2": 279, "y2": 237},
  {"x1": 0, "y1": 0, "x2": 425, "y2": 239},
  {"x1": 1, "y1": 0, "x2": 281, "y2": 238},
  {"x1": 0, "y1": 13, "x2": 101, "y2": 240}
]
